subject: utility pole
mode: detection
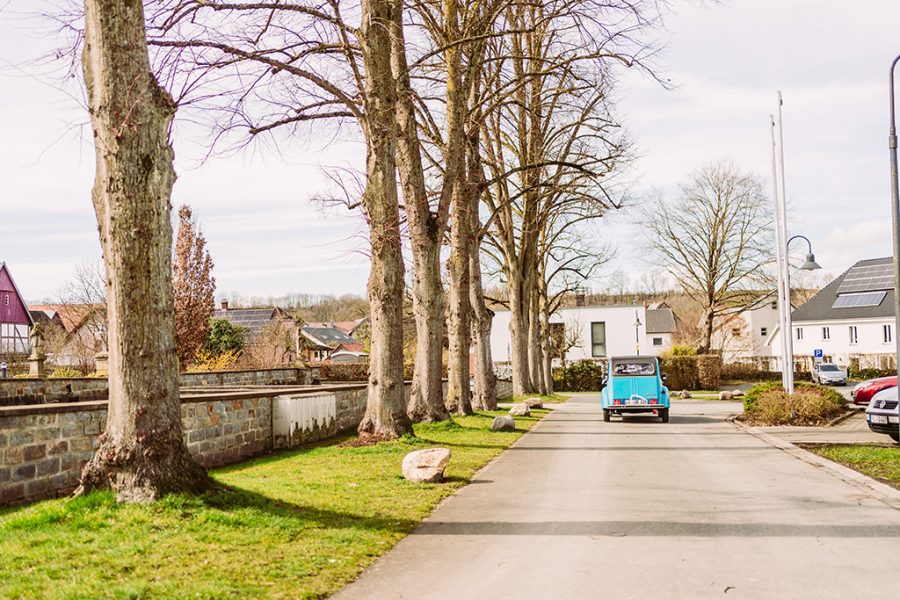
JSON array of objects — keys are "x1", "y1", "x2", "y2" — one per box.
[
  {"x1": 775, "y1": 91, "x2": 796, "y2": 394},
  {"x1": 770, "y1": 115, "x2": 791, "y2": 393}
]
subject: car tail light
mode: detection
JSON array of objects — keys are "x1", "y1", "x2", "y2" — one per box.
[
  {"x1": 650, "y1": 398, "x2": 658, "y2": 404},
  {"x1": 614, "y1": 399, "x2": 622, "y2": 405}
]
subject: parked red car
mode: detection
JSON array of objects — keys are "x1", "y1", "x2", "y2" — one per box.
[{"x1": 851, "y1": 376, "x2": 898, "y2": 405}]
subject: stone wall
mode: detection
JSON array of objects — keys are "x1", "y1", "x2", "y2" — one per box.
[
  {"x1": 0, "y1": 367, "x2": 316, "y2": 406},
  {"x1": 0, "y1": 384, "x2": 371, "y2": 507},
  {"x1": 496, "y1": 379, "x2": 513, "y2": 400}
]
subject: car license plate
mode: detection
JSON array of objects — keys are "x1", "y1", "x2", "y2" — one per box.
[
  {"x1": 626, "y1": 398, "x2": 645, "y2": 406},
  {"x1": 870, "y1": 415, "x2": 889, "y2": 424}
]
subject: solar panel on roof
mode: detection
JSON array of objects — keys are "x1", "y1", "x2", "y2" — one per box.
[
  {"x1": 835, "y1": 263, "x2": 894, "y2": 294},
  {"x1": 831, "y1": 291, "x2": 887, "y2": 309}
]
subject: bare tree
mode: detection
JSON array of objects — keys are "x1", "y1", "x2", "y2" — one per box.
[
  {"x1": 77, "y1": 0, "x2": 209, "y2": 501},
  {"x1": 642, "y1": 161, "x2": 775, "y2": 354},
  {"x1": 173, "y1": 204, "x2": 216, "y2": 368}
]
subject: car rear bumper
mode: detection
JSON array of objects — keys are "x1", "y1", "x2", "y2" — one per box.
[{"x1": 866, "y1": 414, "x2": 899, "y2": 435}]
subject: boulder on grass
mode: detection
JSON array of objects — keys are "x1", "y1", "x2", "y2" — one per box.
[
  {"x1": 732, "y1": 389, "x2": 745, "y2": 398},
  {"x1": 678, "y1": 390, "x2": 692, "y2": 399},
  {"x1": 491, "y1": 415, "x2": 516, "y2": 431},
  {"x1": 402, "y1": 448, "x2": 451, "y2": 483},
  {"x1": 524, "y1": 397, "x2": 544, "y2": 409},
  {"x1": 718, "y1": 390, "x2": 734, "y2": 401},
  {"x1": 509, "y1": 403, "x2": 531, "y2": 417}
]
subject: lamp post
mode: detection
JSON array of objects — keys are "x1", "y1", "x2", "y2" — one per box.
[
  {"x1": 634, "y1": 310, "x2": 642, "y2": 356},
  {"x1": 781, "y1": 235, "x2": 821, "y2": 394},
  {"x1": 888, "y1": 54, "x2": 900, "y2": 442}
]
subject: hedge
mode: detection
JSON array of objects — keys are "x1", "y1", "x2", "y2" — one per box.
[
  {"x1": 742, "y1": 381, "x2": 845, "y2": 413},
  {"x1": 849, "y1": 367, "x2": 896, "y2": 380},
  {"x1": 721, "y1": 363, "x2": 812, "y2": 383},
  {"x1": 552, "y1": 360, "x2": 605, "y2": 392},
  {"x1": 553, "y1": 355, "x2": 722, "y2": 392}
]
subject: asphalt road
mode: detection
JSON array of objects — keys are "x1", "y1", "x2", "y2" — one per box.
[{"x1": 333, "y1": 395, "x2": 900, "y2": 600}]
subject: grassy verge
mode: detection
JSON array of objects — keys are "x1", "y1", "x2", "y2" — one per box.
[
  {"x1": 0, "y1": 409, "x2": 547, "y2": 599},
  {"x1": 501, "y1": 393, "x2": 571, "y2": 404},
  {"x1": 806, "y1": 444, "x2": 900, "y2": 489}
]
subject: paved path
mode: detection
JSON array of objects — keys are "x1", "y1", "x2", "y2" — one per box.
[
  {"x1": 334, "y1": 395, "x2": 900, "y2": 600},
  {"x1": 754, "y1": 411, "x2": 889, "y2": 445}
]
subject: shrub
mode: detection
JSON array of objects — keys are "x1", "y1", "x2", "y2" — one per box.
[
  {"x1": 696, "y1": 354, "x2": 722, "y2": 389},
  {"x1": 743, "y1": 381, "x2": 847, "y2": 425},
  {"x1": 659, "y1": 356, "x2": 699, "y2": 390},
  {"x1": 312, "y1": 362, "x2": 370, "y2": 382},
  {"x1": 204, "y1": 318, "x2": 245, "y2": 356},
  {"x1": 552, "y1": 360, "x2": 605, "y2": 392},
  {"x1": 48, "y1": 368, "x2": 82, "y2": 379},
  {"x1": 667, "y1": 344, "x2": 697, "y2": 356},
  {"x1": 189, "y1": 349, "x2": 240, "y2": 372},
  {"x1": 850, "y1": 367, "x2": 896, "y2": 380}
]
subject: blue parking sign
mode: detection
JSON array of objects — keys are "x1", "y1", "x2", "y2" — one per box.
[{"x1": 813, "y1": 349, "x2": 823, "y2": 358}]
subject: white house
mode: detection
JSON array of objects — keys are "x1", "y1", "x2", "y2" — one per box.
[
  {"x1": 490, "y1": 301, "x2": 678, "y2": 365},
  {"x1": 768, "y1": 257, "x2": 897, "y2": 370},
  {"x1": 711, "y1": 292, "x2": 782, "y2": 364}
]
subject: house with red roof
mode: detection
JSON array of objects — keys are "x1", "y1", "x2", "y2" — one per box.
[{"x1": 0, "y1": 263, "x2": 34, "y2": 355}]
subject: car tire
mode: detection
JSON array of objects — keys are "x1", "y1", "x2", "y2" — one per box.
[
  {"x1": 603, "y1": 409, "x2": 611, "y2": 423},
  {"x1": 890, "y1": 431, "x2": 899, "y2": 443},
  {"x1": 660, "y1": 409, "x2": 669, "y2": 423}
]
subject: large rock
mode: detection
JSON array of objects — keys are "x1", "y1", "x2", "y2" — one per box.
[
  {"x1": 509, "y1": 403, "x2": 531, "y2": 417},
  {"x1": 678, "y1": 390, "x2": 692, "y2": 399},
  {"x1": 718, "y1": 390, "x2": 734, "y2": 401},
  {"x1": 402, "y1": 448, "x2": 451, "y2": 483},
  {"x1": 524, "y1": 397, "x2": 544, "y2": 409},
  {"x1": 732, "y1": 389, "x2": 745, "y2": 398},
  {"x1": 491, "y1": 415, "x2": 516, "y2": 431}
]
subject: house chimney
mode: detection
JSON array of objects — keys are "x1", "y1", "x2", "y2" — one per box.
[
  {"x1": 221, "y1": 300, "x2": 229, "y2": 310},
  {"x1": 575, "y1": 292, "x2": 585, "y2": 307}
]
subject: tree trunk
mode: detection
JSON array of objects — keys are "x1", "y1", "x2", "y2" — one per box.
[
  {"x1": 701, "y1": 308, "x2": 715, "y2": 355},
  {"x1": 470, "y1": 235, "x2": 497, "y2": 410},
  {"x1": 356, "y1": 0, "x2": 412, "y2": 438},
  {"x1": 508, "y1": 271, "x2": 534, "y2": 396},
  {"x1": 446, "y1": 184, "x2": 473, "y2": 415},
  {"x1": 527, "y1": 282, "x2": 547, "y2": 395},
  {"x1": 540, "y1": 293, "x2": 553, "y2": 396},
  {"x1": 77, "y1": 0, "x2": 209, "y2": 502},
  {"x1": 390, "y1": 5, "x2": 449, "y2": 423}
]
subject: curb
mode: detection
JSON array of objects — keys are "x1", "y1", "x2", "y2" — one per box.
[{"x1": 730, "y1": 417, "x2": 900, "y2": 511}]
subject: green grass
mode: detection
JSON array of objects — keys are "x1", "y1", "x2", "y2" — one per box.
[
  {"x1": 501, "y1": 393, "x2": 571, "y2": 404},
  {"x1": 807, "y1": 444, "x2": 900, "y2": 489},
  {"x1": 0, "y1": 409, "x2": 547, "y2": 599}
]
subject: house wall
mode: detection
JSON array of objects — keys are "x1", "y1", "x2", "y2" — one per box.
[
  {"x1": 715, "y1": 302, "x2": 781, "y2": 363},
  {"x1": 490, "y1": 306, "x2": 659, "y2": 365},
  {"x1": 774, "y1": 317, "x2": 898, "y2": 369}
]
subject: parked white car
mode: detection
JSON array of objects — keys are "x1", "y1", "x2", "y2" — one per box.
[
  {"x1": 811, "y1": 363, "x2": 847, "y2": 386},
  {"x1": 865, "y1": 387, "x2": 899, "y2": 443}
]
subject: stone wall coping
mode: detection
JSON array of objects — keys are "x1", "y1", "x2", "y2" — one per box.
[
  {"x1": 0, "y1": 366, "x2": 311, "y2": 385},
  {"x1": 0, "y1": 383, "x2": 369, "y2": 418}
]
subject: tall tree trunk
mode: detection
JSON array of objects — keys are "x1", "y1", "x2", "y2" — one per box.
[
  {"x1": 390, "y1": 3, "x2": 449, "y2": 423},
  {"x1": 357, "y1": 0, "x2": 412, "y2": 438},
  {"x1": 528, "y1": 288, "x2": 547, "y2": 395},
  {"x1": 508, "y1": 271, "x2": 534, "y2": 396},
  {"x1": 77, "y1": 0, "x2": 209, "y2": 502},
  {"x1": 446, "y1": 184, "x2": 473, "y2": 415},
  {"x1": 539, "y1": 285, "x2": 553, "y2": 395},
  {"x1": 470, "y1": 236, "x2": 497, "y2": 410}
]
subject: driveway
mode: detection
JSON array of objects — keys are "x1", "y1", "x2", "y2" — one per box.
[{"x1": 333, "y1": 394, "x2": 900, "y2": 600}]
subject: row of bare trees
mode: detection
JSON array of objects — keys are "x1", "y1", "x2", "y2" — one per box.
[{"x1": 75, "y1": 0, "x2": 667, "y2": 499}]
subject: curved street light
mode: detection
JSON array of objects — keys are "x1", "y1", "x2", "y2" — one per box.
[{"x1": 888, "y1": 54, "x2": 900, "y2": 443}]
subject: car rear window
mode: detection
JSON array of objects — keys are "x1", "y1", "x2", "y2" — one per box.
[
  {"x1": 612, "y1": 361, "x2": 656, "y2": 376},
  {"x1": 820, "y1": 364, "x2": 840, "y2": 371}
]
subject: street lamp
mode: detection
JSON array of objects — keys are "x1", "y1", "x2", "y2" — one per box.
[
  {"x1": 634, "y1": 310, "x2": 642, "y2": 356},
  {"x1": 888, "y1": 54, "x2": 900, "y2": 443},
  {"x1": 779, "y1": 235, "x2": 821, "y2": 394}
]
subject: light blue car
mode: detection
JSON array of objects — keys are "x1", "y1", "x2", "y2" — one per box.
[{"x1": 600, "y1": 356, "x2": 670, "y2": 423}]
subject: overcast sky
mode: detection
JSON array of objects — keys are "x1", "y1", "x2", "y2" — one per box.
[{"x1": 1, "y1": 1, "x2": 899, "y2": 302}]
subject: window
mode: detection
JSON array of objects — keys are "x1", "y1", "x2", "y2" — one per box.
[
  {"x1": 884, "y1": 324, "x2": 893, "y2": 344},
  {"x1": 2, "y1": 294, "x2": 8, "y2": 306},
  {"x1": 849, "y1": 326, "x2": 858, "y2": 345},
  {"x1": 796, "y1": 327, "x2": 803, "y2": 341},
  {"x1": 822, "y1": 327, "x2": 830, "y2": 341},
  {"x1": 652, "y1": 337, "x2": 663, "y2": 346},
  {"x1": 590, "y1": 322, "x2": 606, "y2": 357},
  {"x1": 760, "y1": 327, "x2": 768, "y2": 337}
]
